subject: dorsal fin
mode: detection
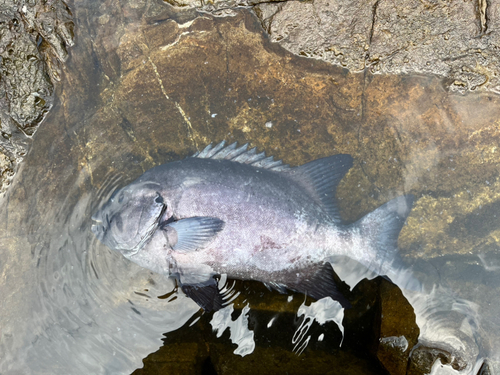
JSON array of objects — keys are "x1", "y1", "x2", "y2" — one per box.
[
  {"x1": 288, "y1": 155, "x2": 353, "y2": 223},
  {"x1": 192, "y1": 141, "x2": 290, "y2": 172}
]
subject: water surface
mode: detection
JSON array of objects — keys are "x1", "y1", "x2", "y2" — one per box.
[{"x1": 1, "y1": 1, "x2": 500, "y2": 374}]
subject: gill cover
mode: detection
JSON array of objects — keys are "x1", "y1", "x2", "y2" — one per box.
[{"x1": 91, "y1": 182, "x2": 168, "y2": 254}]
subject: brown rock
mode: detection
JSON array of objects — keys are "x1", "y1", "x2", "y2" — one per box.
[
  {"x1": 376, "y1": 280, "x2": 419, "y2": 375},
  {"x1": 1, "y1": 1, "x2": 499, "y2": 373},
  {"x1": 345, "y1": 277, "x2": 420, "y2": 375},
  {"x1": 136, "y1": 281, "x2": 387, "y2": 375}
]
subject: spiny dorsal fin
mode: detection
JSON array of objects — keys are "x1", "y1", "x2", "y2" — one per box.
[
  {"x1": 288, "y1": 155, "x2": 353, "y2": 223},
  {"x1": 192, "y1": 141, "x2": 290, "y2": 172}
]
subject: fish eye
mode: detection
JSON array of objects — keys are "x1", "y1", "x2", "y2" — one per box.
[{"x1": 155, "y1": 193, "x2": 164, "y2": 204}]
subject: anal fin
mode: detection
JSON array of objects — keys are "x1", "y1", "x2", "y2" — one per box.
[{"x1": 286, "y1": 263, "x2": 351, "y2": 308}]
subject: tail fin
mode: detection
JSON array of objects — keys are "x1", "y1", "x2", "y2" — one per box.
[{"x1": 353, "y1": 195, "x2": 414, "y2": 276}]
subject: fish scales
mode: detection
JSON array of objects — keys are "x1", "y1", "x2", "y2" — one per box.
[
  {"x1": 92, "y1": 141, "x2": 413, "y2": 311},
  {"x1": 132, "y1": 159, "x2": 331, "y2": 285}
]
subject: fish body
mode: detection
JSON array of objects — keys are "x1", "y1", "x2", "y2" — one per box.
[{"x1": 92, "y1": 142, "x2": 413, "y2": 311}]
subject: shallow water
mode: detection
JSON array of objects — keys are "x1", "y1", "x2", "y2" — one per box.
[{"x1": 1, "y1": 0, "x2": 500, "y2": 374}]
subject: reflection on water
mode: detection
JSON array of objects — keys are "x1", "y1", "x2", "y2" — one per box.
[
  {"x1": 292, "y1": 297, "x2": 345, "y2": 354},
  {"x1": 0, "y1": 0, "x2": 500, "y2": 374}
]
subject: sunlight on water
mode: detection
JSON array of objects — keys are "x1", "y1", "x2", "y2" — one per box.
[
  {"x1": 293, "y1": 297, "x2": 345, "y2": 352},
  {"x1": 211, "y1": 303, "x2": 255, "y2": 356}
]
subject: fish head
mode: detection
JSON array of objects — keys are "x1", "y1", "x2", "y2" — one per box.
[{"x1": 91, "y1": 181, "x2": 171, "y2": 255}]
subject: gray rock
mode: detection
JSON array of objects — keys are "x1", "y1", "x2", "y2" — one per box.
[
  {"x1": 173, "y1": 0, "x2": 500, "y2": 95},
  {"x1": 254, "y1": 0, "x2": 500, "y2": 94},
  {"x1": 0, "y1": 0, "x2": 74, "y2": 194}
]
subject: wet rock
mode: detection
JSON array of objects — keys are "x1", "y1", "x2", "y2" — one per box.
[
  {"x1": 2, "y1": 0, "x2": 500, "y2": 373},
  {"x1": 407, "y1": 345, "x2": 464, "y2": 375},
  {"x1": 0, "y1": 0, "x2": 74, "y2": 194},
  {"x1": 254, "y1": 0, "x2": 500, "y2": 95},
  {"x1": 161, "y1": 0, "x2": 284, "y2": 16},
  {"x1": 345, "y1": 277, "x2": 419, "y2": 375},
  {"x1": 133, "y1": 341, "x2": 211, "y2": 374},
  {"x1": 135, "y1": 277, "x2": 419, "y2": 375},
  {"x1": 165, "y1": 0, "x2": 500, "y2": 95},
  {"x1": 375, "y1": 281, "x2": 419, "y2": 375},
  {"x1": 135, "y1": 281, "x2": 390, "y2": 375}
]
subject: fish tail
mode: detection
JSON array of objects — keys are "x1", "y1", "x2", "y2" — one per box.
[{"x1": 352, "y1": 195, "x2": 414, "y2": 276}]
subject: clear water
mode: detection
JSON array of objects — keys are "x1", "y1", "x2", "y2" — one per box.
[{"x1": 1, "y1": 1, "x2": 500, "y2": 374}]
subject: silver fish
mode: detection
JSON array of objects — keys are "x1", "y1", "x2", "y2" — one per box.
[{"x1": 91, "y1": 141, "x2": 413, "y2": 311}]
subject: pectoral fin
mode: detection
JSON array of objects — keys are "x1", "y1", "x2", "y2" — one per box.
[
  {"x1": 287, "y1": 263, "x2": 351, "y2": 308},
  {"x1": 162, "y1": 216, "x2": 225, "y2": 253},
  {"x1": 180, "y1": 277, "x2": 224, "y2": 312}
]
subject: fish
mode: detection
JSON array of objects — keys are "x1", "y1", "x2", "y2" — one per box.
[{"x1": 91, "y1": 141, "x2": 413, "y2": 312}]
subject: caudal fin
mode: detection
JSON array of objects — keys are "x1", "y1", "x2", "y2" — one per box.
[{"x1": 353, "y1": 195, "x2": 414, "y2": 276}]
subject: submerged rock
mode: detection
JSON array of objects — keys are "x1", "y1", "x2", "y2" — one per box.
[
  {"x1": 344, "y1": 277, "x2": 419, "y2": 375},
  {"x1": 1, "y1": 0, "x2": 500, "y2": 374},
  {"x1": 135, "y1": 278, "x2": 418, "y2": 375}
]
